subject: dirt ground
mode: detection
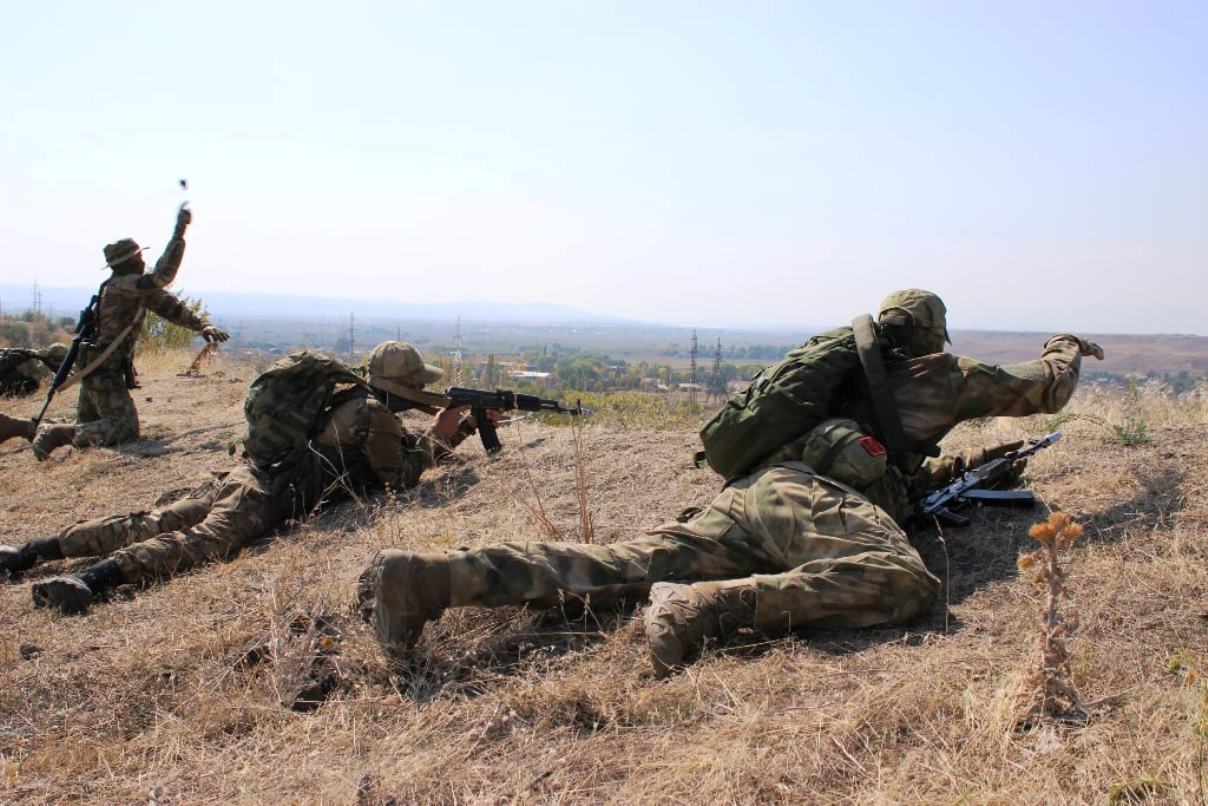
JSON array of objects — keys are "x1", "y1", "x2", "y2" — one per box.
[{"x1": 1, "y1": 355, "x2": 1206, "y2": 803}]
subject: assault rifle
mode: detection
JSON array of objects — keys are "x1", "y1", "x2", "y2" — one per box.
[
  {"x1": 32, "y1": 294, "x2": 100, "y2": 426},
  {"x1": 920, "y1": 431, "x2": 1062, "y2": 527},
  {"x1": 393, "y1": 385, "x2": 590, "y2": 454}
]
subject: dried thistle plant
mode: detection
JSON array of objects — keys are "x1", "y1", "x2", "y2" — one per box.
[
  {"x1": 180, "y1": 341, "x2": 219, "y2": 377},
  {"x1": 1018, "y1": 511, "x2": 1091, "y2": 725}
]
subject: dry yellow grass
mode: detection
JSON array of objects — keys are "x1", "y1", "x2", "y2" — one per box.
[{"x1": 2, "y1": 352, "x2": 1206, "y2": 803}]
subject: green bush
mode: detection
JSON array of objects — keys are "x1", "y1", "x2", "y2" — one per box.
[{"x1": 138, "y1": 294, "x2": 209, "y2": 354}]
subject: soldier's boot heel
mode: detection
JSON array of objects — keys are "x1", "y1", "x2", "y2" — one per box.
[
  {"x1": 31, "y1": 424, "x2": 76, "y2": 461},
  {"x1": 644, "y1": 581, "x2": 758, "y2": 678},
  {"x1": 0, "y1": 413, "x2": 36, "y2": 445},
  {"x1": 356, "y1": 550, "x2": 451, "y2": 657},
  {"x1": 31, "y1": 559, "x2": 122, "y2": 615},
  {"x1": 0, "y1": 537, "x2": 63, "y2": 579}
]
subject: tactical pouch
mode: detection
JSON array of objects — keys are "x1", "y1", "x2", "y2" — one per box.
[{"x1": 800, "y1": 418, "x2": 887, "y2": 489}]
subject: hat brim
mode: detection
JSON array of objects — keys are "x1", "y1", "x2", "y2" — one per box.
[
  {"x1": 101, "y1": 246, "x2": 147, "y2": 269},
  {"x1": 416, "y1": 363, "x2": 445, "y2": 384}
]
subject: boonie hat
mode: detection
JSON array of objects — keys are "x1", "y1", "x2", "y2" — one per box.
[
  {"x1": 366, "y1": 341, "x2": 444, "y2": 397},
  {"x1": 102, "y1": 238, "x2": 145, "y2": 269}
]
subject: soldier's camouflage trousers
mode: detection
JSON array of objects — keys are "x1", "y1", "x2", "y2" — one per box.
[
  {"x1": 74, "y1": 363, "x2": 139, "y2": 447},
  {"x1": 443, "y1": 462, "x2": 941, "y2": 634},
  {"x1": 61, "y1": 464, "x2": 289, "y2": 583}
]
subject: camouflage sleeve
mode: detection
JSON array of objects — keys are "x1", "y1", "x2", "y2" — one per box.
[
  {"x1": 143, "y1": 289, "x2": 208, "y2": 332},
  {"x1": 137, "y1": 233, "x2": 187, "y2": 291},
  {"x1": 391, "y1": 420, "x2": 475, "y2": 488},
  {"x1": 952, "y1": 335, "x2": 1083, "y2": 421}
]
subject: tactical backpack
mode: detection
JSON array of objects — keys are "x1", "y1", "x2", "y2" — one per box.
[
  {"x1": 241, "y1": 351, "x2": 370, "y2": 470},
  {"x1": 695, "y1": 328, "x2": 863, "y2": 481}
]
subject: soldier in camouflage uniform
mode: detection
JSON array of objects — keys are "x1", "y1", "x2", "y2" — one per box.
[
  {"x1": 7, "y1": 341, "x2": 492, "y2": 614},
  {"x1": 357, "y1": 290, "x2": 1104, "y2": 676},
  {"x1": 29, "y1": 206, "x2": 230, "y2": 460},
  {"x1": 0, "y1": 344, "x2": 68, "y2": 397},
  {"x1": 0, "y1": 345, "x2": 69, "y2": 446}
]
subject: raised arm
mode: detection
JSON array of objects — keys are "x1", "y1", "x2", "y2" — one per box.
[{"x1": 136, "y1": 206, "x2": 192, "y2": 292}]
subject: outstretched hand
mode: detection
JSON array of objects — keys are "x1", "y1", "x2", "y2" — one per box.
[
  {"x1": 202, "y1": 325, "x2": 229, "y2": 343},
  {"x1": 1074, "y1": 337, "x2": 1104, "y2": 360}
]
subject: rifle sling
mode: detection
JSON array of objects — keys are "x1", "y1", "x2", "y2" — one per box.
[
  {"x1": 851, "y1": 314, "x2": 910, "y2": 468},
  {"x1": 387, "y1": 385, "x2": 453, "y2": 410},
  {"x1": 56, "y1": 321, "x2": 137, "y2": 394}
]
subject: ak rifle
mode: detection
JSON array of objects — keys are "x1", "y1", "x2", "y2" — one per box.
[
  {"x1": 395, "y1": 385, "x2": 591, "y2": 455},
  {"x1": 920, "y1": 431, "x2": 1062, "y2": 527},
  {"x1": 32, "y1": 293, "x2": 101, "y2": 426}
]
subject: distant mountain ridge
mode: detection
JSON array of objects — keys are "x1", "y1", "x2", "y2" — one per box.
[{"x1": 0, "y1": 284, "x2": 628, "y2": 325}]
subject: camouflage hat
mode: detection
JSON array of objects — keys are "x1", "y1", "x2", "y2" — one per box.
[
  {"x1": 366, "y1": 341, "x2": 444, "y2": 397},
  {"x1": 877, "y1": 288, "x2": 951, "y2": 344},
  {"x1": 42, "y1": 343, "x2": 69, "y2": 364},
  {"x1": 102, "y1": 238, "x2": 145, "y2": 269}
]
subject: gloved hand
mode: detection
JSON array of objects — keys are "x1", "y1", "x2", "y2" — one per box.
[
  {"x1": 1073, "y1": 336, "x2": 1104, "y2": 360},
  {"x1": 176, "y1": 205, "x2": 192, "y2": 232},
  {"x1": 967, "y1": 439, "x2": 1029, "y2": 486},
  {"x1": 201, "y1": 325, "x2": 230, "y2": 343}
]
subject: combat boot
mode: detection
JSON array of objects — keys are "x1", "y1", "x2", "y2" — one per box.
[
  {"x1": 0, "y1": 537, "x2": 63, "y2": 578},
  {"x1": 0, "y1": 413, "x2": 35, "y2": 445},
  {"x1": 644, "y1": 581, "x2": 758, "y2": 678},
  {"x1": 31, "y1": 423, "x2": 76, "y2": 461},
  {"x1": 31, "y1": 559, "x2": 123, "y2": 615},
  {"x1": 356, "y1": 550, "x2": 451, "y2": 656}
]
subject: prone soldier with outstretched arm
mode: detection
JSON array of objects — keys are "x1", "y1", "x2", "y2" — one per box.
[{"x1": 357, "y1": 289, "x2": 1105, "y2": 678}]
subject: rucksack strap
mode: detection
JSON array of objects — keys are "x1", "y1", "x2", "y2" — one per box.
[{"x1": 851, "y1": 314, "x2": 910, "y2": 468}]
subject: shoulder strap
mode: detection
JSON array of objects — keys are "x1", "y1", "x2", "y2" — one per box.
[
  {"x1": 55, "y1": 320, "x2": 137, "y2": 393},
  {"x1": 851, "y1": 314, "x2": 909, "y2": 466}
]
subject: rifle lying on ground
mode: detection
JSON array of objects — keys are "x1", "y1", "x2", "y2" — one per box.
[
  {"x1": 391, "y1": 385, "x2": 591, "y2": 454},
  {"x1": 32, "y1": 294, "x2": 101, "y2": 426},
  {"x1": 920, "y1": 431, "x2": 1062, "y2": 527}
]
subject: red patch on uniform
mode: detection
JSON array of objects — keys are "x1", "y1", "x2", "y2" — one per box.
[{"x1": 858, "y1": 435, "x2": 887, "y2": 457}]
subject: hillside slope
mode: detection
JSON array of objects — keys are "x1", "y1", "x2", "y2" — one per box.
[{"x1": 1, "y1": 357, "x2": 1206, "y2": 803}]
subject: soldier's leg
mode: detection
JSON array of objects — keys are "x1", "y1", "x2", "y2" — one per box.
[
  {"x1": 0, "y1": 412, "x2": 35, "y2": 445},
  {"x1": 72, "y1": 367, "x2": 139, "y2": 448},
  {"x1": 57, "y1": 486, "x2": 218, "y2": 559},
  {"x1": 3, "y1": 481, "x2": 219, "y2": 576},
  {"x1": 108, "y1": 464, "x2": 284, "y2": 583},
  {"x1": 33, "y1": 465, "x2": 285, "y2": 613},
  {"x1": 357, "y1": 491, "x2": 780, "y2": 654},
  {"x1": 645, "y1": 464, "x2": 941, "y2": 675}
]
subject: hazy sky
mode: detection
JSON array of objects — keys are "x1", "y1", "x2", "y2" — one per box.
[{"x1": 2, "y1": 1, "x2": 1204, "y2": 334}]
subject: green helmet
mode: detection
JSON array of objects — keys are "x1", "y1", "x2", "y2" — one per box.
[
  {"x1": 877, "y1": 289, "x2": 951, "y2": 346},
  {"x1": 42, "y1": 343, "x2": 69, "y2": 365}
]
